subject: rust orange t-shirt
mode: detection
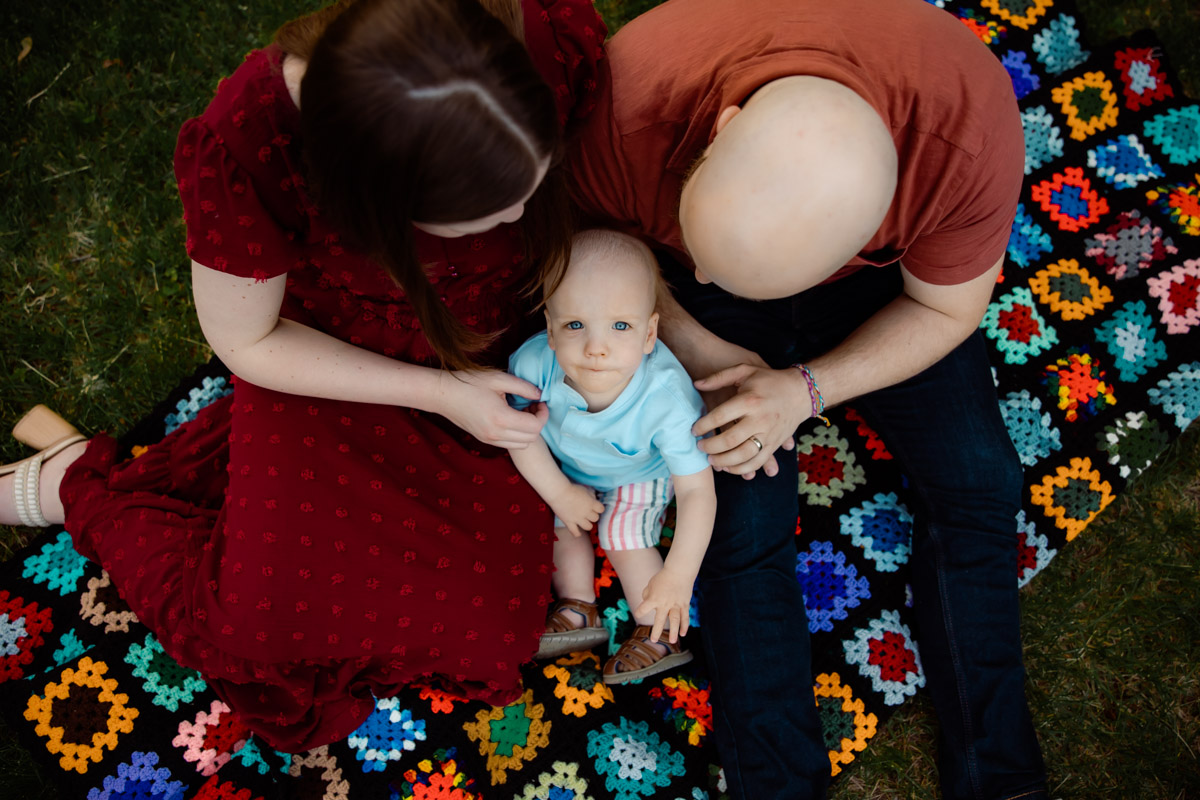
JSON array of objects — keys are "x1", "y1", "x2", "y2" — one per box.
[{"x1": 567, "y1": 0, "x2": 1025, "y2": 286}]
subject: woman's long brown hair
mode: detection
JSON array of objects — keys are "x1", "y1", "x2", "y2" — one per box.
[{"x1": 277, "y1": 0, "x2": 571, "y2": 370}]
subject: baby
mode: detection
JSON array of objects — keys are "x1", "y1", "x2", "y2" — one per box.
[{"x1": 508, "y1": 229, "x2": 716, "y2": 684}]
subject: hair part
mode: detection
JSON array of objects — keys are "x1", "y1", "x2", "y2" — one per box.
[{"x1": 279, "y1": 0, "x2": 569, "y2": 370}]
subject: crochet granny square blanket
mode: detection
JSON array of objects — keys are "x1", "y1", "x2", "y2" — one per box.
[{"x1": 2, "y1": 1, "x2": 1198, "y2": 797}]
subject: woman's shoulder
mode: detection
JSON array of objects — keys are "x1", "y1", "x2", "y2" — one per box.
[
  {"x1": 181, "y1": 46, "x2": 300, "y2": 164},
  {"x1": 520, "y1": 0, "x2": 608, "y2": 129},
  {"x1": 175, "y1": 45, "x2": 312, "y2": 277}
]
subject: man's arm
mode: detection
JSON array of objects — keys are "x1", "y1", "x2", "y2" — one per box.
[
  {"x1": 654, "y1": 290, "x2": 768, "y2": 381},
  {"x1": 655, "y1": 291, "x2": 796, "y2": 477},
  {"x1": 693, "y1": 256, "x2": 1004, "y2": 475},
  {"x1": 811, "y1": 256, "x2": 1002, "y2": 406}
]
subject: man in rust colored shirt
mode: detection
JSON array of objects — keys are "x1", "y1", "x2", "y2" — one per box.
[{"x1": 568, "y1": 0, "x2": 1047, "y2": 798}]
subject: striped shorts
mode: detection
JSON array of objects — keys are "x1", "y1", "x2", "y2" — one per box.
[{"x1": 564, "y1": 477, "x2": 674, "y2": 551}]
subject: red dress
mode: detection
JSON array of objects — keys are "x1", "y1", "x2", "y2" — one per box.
[{"x1": 59, "y1": 0, "x2": 606, "y2": 753}]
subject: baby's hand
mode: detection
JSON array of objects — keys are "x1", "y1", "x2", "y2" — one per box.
[
  {"x1": 550, "y1": 483, "x2": 604, "y2": 538},
  {"x1": 635, "y1": 567, "x2": 693, "y2": 644}
]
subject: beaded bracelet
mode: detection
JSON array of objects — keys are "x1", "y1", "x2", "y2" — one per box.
[{"x1": 793, "y1": 363, "x2": 831, "y2": 427}]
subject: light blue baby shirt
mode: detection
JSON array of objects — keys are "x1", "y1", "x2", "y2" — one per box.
[{"x1": 508, "y1": 332, "x2": 710, "y2": 492}]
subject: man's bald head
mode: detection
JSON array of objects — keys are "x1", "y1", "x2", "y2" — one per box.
[{"x1": 679, "y1": 76, "x2": 897, "y2": 299}]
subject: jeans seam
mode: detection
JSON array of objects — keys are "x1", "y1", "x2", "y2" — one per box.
[
  {"x1": 861, "y1": 413, "x2": 986, "y2": 796},
  {"x1": 1001, "y1": 791, "x2": 1045, "y2": 800},
  {"x1": 856, "y1": 366, "x2": 1002, "y2": 800},
  {"x1": 705, "y1": 647, "x2": 746, "y2": 800},
  {"x1": 927, "y1": 518, "x2": 984, "y2": 799}
]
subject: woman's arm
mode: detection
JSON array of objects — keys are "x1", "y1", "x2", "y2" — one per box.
[{"x1": 191, "y1": 262, "x2": 546, "y2": 447}]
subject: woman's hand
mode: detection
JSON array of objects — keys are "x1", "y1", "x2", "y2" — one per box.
[
  {"x1": 635, "y1": 567, "x2": 694, "y2": 644},
  {"x1": 548, "y1": 483, "x2": 604, "y2": 538},
  {"x1": 436, "y1": 370, "x2": 547, "y2": 449},
  {"x1": 692, "y1": 364, "x2": 809, "y2": 478}
]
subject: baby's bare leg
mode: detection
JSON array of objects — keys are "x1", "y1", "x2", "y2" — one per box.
[
  {"x1": 606, "y1": 547, "x2": 665, "y2": 627},
  {"x1": 552, "y1": 526, "x2": 597, "y2": 604}
]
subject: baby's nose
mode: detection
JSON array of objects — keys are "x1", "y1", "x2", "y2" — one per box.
[{"x1": 584, "y1": 334, "x2": 607, "y2": 356}]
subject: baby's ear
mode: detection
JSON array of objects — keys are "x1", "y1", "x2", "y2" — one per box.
[
  {"x1": 544, "y1": 310, "x2": 556, "y2": 350},
  {"x1": 644, "y1": 311, "x2": 659, "y2": 354}
]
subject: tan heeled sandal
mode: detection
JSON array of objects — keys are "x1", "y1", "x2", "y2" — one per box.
[
  {"x1": 2, "y1": 406, "x2": 88, "y2": 527},
  {"x1": 13, "y1": 405, "x2": 81, "y2": 450}
]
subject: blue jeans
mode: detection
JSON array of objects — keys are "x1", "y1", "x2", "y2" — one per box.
[{"x1": 665, "y1": 258, "x2": 1048, "y2": 800}]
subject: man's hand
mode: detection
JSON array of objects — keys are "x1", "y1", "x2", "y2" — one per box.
[
  {"x1": 692, "y1": 364, "x2": 807, "y2": 478},
  {"x1": 688, "y1": 341, "x2": 797, "y2": 478},
  {"x1": 655, "y1": 287, "x2": 789, "y2": 477},
  {"x1": 549, "y1": 483, "x2": 604, "y2": 537}
]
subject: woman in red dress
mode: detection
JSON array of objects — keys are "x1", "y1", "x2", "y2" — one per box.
[{"x1": 0, "y1": 0, "x2": 606, "y2": 752}]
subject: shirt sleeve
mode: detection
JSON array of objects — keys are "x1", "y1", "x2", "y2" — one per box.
[
  {"x1": 507, "y1": 334, "x2": 553, "y2": 411},
  {"x1": 900, "y1": 94, "x2": 1025, "y2": 285},
  {"x1": 175, "y1": 117, "x2": 306, "y2": 281}
]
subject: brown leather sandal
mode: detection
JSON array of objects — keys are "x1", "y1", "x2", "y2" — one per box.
[
  {"x1": 602, "y1": 625, "x2": 693, "y2": 685},
  {"x1": 535, "y1": 598, "x2": 610, "y2": 659}
]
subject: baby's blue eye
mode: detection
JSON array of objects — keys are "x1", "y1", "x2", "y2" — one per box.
[
  {"x1": 566, "y1": 321, "x2": 583, "y2": 330},
  {"x1": 613, "y1": 321, "x2": 630, "y2": 331}
]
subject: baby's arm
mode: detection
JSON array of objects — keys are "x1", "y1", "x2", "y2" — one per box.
[
  {"x1": 509, "y1": 439, "x2": 605, "y2": 537},
  {"x1": 636, "y1": 466, "x2": 716, "y2": 643}
]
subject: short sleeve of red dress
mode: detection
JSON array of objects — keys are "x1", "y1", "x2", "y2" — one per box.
[
  {"x1": 175, "y1": 50, "x2": 307, "y2": 281},
  {"x1": 521, "y1": 0, "x2": 607, "y2": 132}
]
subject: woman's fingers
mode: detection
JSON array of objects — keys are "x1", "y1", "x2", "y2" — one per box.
[{"x1": 486, "y1": 370, "x2": 542, "y2": 402}]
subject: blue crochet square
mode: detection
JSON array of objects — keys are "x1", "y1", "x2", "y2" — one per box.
[
  {"x1": 795, "y1": 541, "x2": 871, "y2": 634},
  {"x1": 1148, "y1": 362, "x2": 1200, "y2": 430},
  {"x1": 999, "y1": 390, "x2": 1062, "y2": 467},
  {"x1": 1007, "y1": 203, "x2": 1055, "y2": 268},
  {"x1": 1032, "y1": 15, "x2": 1090, "y2": 75},
  {"x1": 21, "y1": 530, "x2": 89, "y2": 597},
  {"x1": 1143, "y1": 105, "x2": 1200, "y2": 166},
  {"x1": 1095, "y1": 301, "x2": 1168, "y2": 382},
  {"x1": 163, "y1": 375, "x2": 233, "y2": 435},
  {"x1": 1087, "y1": 134, "x2": 1164, "y2": 189},
  {"x1": 1003, "y1": 50, "x2": 1041, "y2": 99},
  {"x1": 1022, "y1": 105, "x2": 1065, "y2": 175}
]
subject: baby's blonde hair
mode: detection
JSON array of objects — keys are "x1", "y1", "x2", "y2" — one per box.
[{"x1": 547, "y1": 229, "x2": 670, "y2": 309}]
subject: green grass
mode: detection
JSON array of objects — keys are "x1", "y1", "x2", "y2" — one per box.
[
  {"x1": 2, "y1": 1, "x2": 1198, "y2": 798},
  {"x1": 836, "y1": 424, "x2": 1200, "y2": 799},
  {"x1": 0, "y1": 1, "x2": 319, "y2": 465}
]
